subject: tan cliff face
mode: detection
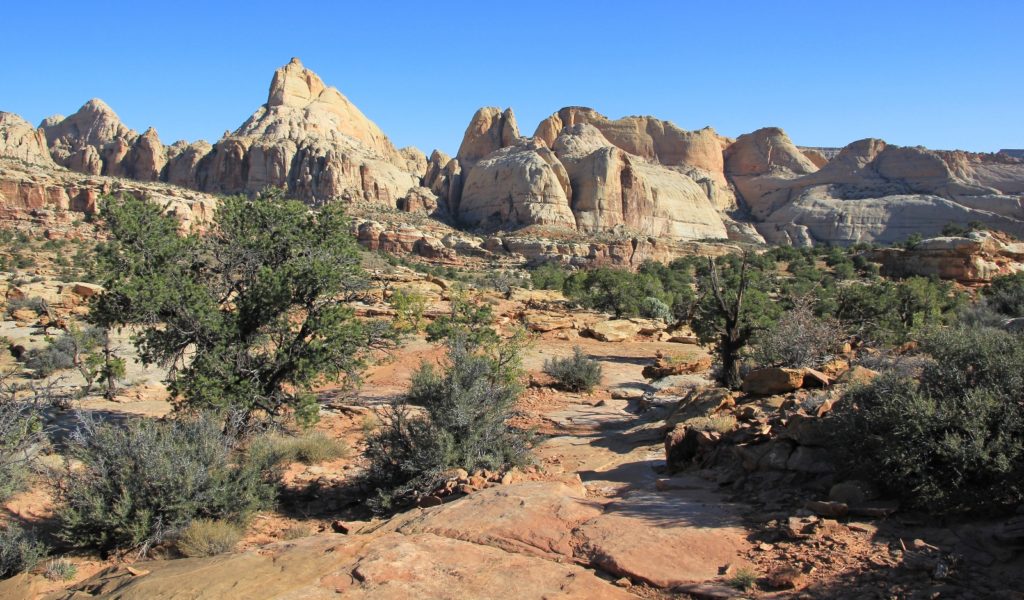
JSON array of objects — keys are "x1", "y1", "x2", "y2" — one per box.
[
  {"x1": 2, "y1": 59, "x2": 1024, "y2": 248},
  {"x1": 24, "y1": 58, "x2": 428, "y2": 209}
]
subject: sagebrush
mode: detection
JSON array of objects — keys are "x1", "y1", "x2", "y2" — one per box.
[
  {"x1": 365, "y1": 336, "x2": 529, "y2": 511},
  {"x1": 58, "y1": 414, "x2": 279, "y2": 552},
  {"x1": 832, "y1": 326, "x2": 1024, "y2": 515},
  {"x1": 543, "y1": 347, "x2": 602, "y2": 392}
]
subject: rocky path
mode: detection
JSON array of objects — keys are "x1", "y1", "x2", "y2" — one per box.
[{"x1": 12, "y1": 336, "x2": 757, "y2": 599}]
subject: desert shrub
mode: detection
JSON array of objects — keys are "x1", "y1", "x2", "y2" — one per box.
[
  {"x1": 256, "y1": 431, "x2": 349, "y2": 465},
  {"x1": 529, "y1": 263, "x2": 569, "y2": 291},
  {"x1": 44, "y1": 557, "x2": 77, "y2": 581},
  {"x1": 639, "y1": 296, "x2": 673, "y2": 322},
  {"x1": 365, "y1": 336, "x2": 529, "y2": 511},
  {"x1": 23, "y1": 345, "x2": 75, "y2": 378},
  {"x1": 175, "y1": 519, "x2": 242, "y2": 558},
  {"x1": 0, "y1": 523, "x2": 47, "y2": 579},
  {"x1": 543, "y1": 347, "x2": 602, "y2": 393},
  {"x1": 824, "y1": 277, "x2": 959, "y2": 345},
  {"x1": 750, "y1": 297, "x2": 845, "y2": 369},
  {"x1": 389, "y1": 288, "x2": 428, "y2": 333},
  {"x1": 565, "y1": 267, "x2": 665, "y2": 319},
  {"x1": 281, "y1": 524, "x2": 313, "y2": 540},
  {"x1": 832, "y1": 326, "x2": 1024, "y2": 515},
  {"x1": 425, "y1": 290, "x2": 498, "y2": 347},
  {"x1": 57, "y1": 414, "x2": 278, "y2": 552},
  {"x1": 983, "y1": 272, "x2": 1024, "y2": 318},
  {"x1": 682, "y1": 414, "x2": 737, "y2": 434},
  {"x1": 727, "y1": 566, "x2": 758, "y2": 591},
  {"x1": 6, "y1": 297, "x2": 48, "y2": 317},
  {"x1": 0, "y1": 378, "x2": 47, "y2": 502}
]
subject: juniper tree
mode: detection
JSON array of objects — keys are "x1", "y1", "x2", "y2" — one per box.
[{"x1": 90, "y1": 193, "x2": 392, "y2": 426}]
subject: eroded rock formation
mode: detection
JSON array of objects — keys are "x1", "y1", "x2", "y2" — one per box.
[{"x1": 3, "y1": 59, "x2": 1024, "y2": 248}]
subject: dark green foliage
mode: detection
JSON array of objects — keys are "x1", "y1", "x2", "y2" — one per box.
[
  {"x1": 941, "y1": 221, "x2": 987, "y2": 237},
  {"x1": 692, "y1": 254, "x2": 782, "y2": 388},
  {"x1": 983, "y1": 272, "x2": 1024, "y2": 318},
  {"x1": 901, "y1": 233, "x2": 924, "y2": 249},
  {"x1": 365, "y1": 336, "x2": 529, "y2": 511},
  {"x1": 57, "y1": 415, "x2": 279, "y2": 552},
  {"x1": 543, "y1": 346, "x2": 602, "y2": 392},
  {"x1": 425, "y1": 290, "x2": 499, "y2": 347},
  {"x1": 529, "y1": 262, "x2": 570, "y2": 291},
  {"x1": 90, "y1": 194, "x2": 391, "y2": 425},
  {"x1": 821, "y1": 277, "x2": 960, "y2": 344},
  {"x1": 0, "y1": 523, "x2": 47, "y2": 579},
  {"x1": 832, "y1": 327, "x2": 1024, "y2": 515}
]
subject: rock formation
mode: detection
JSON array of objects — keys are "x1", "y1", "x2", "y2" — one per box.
[
  {"x1": 3, "y1": 59, "x2": 1024, "y2": 248},
  {"x1": 727, "y1": 129, "x2": 1024, "y2": 245},
  {"x1": 27, "y1": 58, "x2": 428, "y2": 210},
  {"x1": 436, "y1": 106, "x2": 730, "y2": 240},
  {"x1": 189, "y1": 57, "x2": 422, "y2": 205},
  {"x1": 0, "y1": 112, "x2": 55, "y2": 166},
  {"x1": 35, "y1": 99, "x2": 167, "y2": 182}
]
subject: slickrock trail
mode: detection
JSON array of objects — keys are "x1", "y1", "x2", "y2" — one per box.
[{"x1": 31, "y1": 336, "x2": 753, "y2": 599}]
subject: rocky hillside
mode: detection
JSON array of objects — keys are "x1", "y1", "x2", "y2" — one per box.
[{"x1": 2, "y1": 58, "x2": 1024, "y2": 248}]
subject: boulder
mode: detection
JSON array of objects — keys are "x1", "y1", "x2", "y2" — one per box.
[
  {"x1": 741, "y1": 367, "x2": 806, "y2": 395},
  {"x1": 642, "y1": 355, "x2": 711, "y2": 379},
  {"x1": 665, "y1": 423, "x2": 719, "y2": 472},
  {"x1": 666, "y1": 387, "x2": 735, "y2": 427},
  {"x1": 582, "y1": 319, "x2": 643, "y2": 342}
]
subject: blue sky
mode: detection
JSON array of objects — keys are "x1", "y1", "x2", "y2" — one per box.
[{"x1": 3, "y1": 1, "x2": 1021, "y2": 154}]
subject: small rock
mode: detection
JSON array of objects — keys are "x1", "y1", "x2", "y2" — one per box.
[
  {"x1": 805, "y1": 500, "x2": 849, "y2": 518},
  {"x1": 829, "y1": 480, "x2": 879, "y2": 505},
  {"x1": 331, "y1": 520, "x2": 352, "y2": 534},
  {"x1": 613, "y1": 577, "x2": 631, "y2": 588}
]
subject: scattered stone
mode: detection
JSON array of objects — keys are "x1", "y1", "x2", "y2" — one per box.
[
  {"x1": 642, "y1": 355, "x2": 711, "y2": 379},
  {"x1": 805, "y1": 500, "x2": 848, "y2": 518}
]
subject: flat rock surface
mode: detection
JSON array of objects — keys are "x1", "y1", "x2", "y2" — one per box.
[{"x1": 46, "y1": 532, "x2": 635, "y2": 600}]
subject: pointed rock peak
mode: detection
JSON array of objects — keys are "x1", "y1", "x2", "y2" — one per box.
[
  {"x1": 725, "y1": 127, "x2": 818, "y2": 176},
  {"x1": 80, "y1": 98, "x2": 117, "y2": 116},
  {"x1": 268, "y1": 57, "x2": 327, "y2": 107},
  {"x1": 456, "y1": 107, "x2": 521, "y2": 165}
]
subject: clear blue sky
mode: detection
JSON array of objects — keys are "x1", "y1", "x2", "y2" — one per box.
[{"x1": 3, "y1": 1, "x2": 1021, "y2": 154}]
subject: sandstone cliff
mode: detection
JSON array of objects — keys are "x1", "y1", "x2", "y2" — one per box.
[
  {"x1": 32, "y1": 58, "x2": 427, "y2": 209},
  {"x1": 4, "y1": 60, "x2": 1024, "y2": 249},
  {"x1": 726, "y1": 129, "x2": 1024, "y2": 245},
  {"x1": 432, "y1": 106, "x2": 731, "y2": 241}
]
